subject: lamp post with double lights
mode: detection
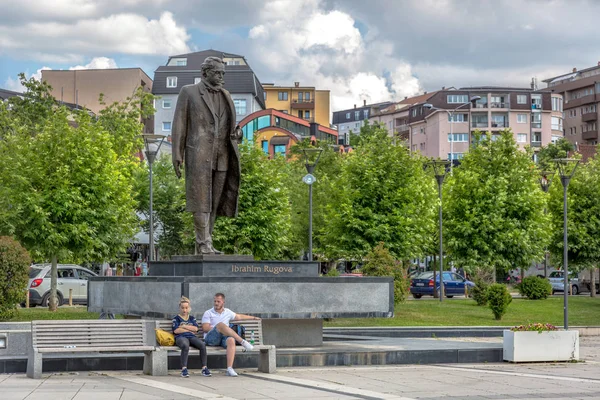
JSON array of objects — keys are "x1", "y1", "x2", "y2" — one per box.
[
  {"x1": 428, "y1": 159, "x2": 451, "y2": 302},
  {"x1": 141, "y1": 134, "x2": 166, "y2": 262},
  {"x1": 423, "y1": 96, "x2": 481, "y2": 171},
  {"x1": 539, "y1": 170, "x2": 554, "y2": 278},
  {"x1": 553, "y1": 158, "x2": 579, "y2": 330},
  {"x1": 301, "y1": 147, "x2": 323, "y2": 261}
]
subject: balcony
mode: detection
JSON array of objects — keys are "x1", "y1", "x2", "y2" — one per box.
[
  {"x1": 582, "y1": 130, "x2": 598, "y2": 140},
  {"x1": 490, "y1": 102, "x2": 508, "y2": 109},
  {"x1": 583, "y1": 112, "x2": 598, "y2": 122},
  {"x1": 471, "y1": 121, "x2": 488, "y2": 128},
  {"x1": 531, "y1": 141, "x2": 542, "y2": 147},
  {"x1": 531, "y1": 122, "x2": 542, "y2": 129},
  {"x1": 473, "y1": 102, "x2": 489, "y2": 109},
  {"x1": 531, "y1": 103, "x2": 542, "y2": 110},
  {"x1": 291, "y1": 99, "x2": 315, "y2": 109},
  {"x1": 395, "y1": 124, "x2": 409, "y2": 134},
  {"x1": 490, "y1": 121, "x2": 509, "y2": 128}
]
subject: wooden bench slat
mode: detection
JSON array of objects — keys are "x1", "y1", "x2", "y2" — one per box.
[{"x1": 38, "y1": 346, "x2": 154, "y2": 353}]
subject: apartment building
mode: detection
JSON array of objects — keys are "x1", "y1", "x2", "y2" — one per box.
[
  {"x1": 368, "y1": 92, "x2": 439, "y2": 143},
  {"x1": 543, "y1": 64, "x2": 600, "y2": 145},
  {"x1": 408, "y1": 87, "x2": 563, "y2": 161},
  {"x1": 152, "y1": 49, "x2": 265, "y2": 136},
  {"x1": 263, "y1": 82, "x2": 330, "y2": 127},
  {"x1": 332, "y1": 101, "x2": 394, "y2": 145},
  {"x1": 238, "y1": 109, "x2": 338, "y2": 158}
]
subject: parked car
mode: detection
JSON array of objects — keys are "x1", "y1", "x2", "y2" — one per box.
[
  {"x1": 26, "y1": 264, "x2": 97, "y2": 306},
  {"x1": 410, "y1": 271, "x2": 476, "y2": 299},
  {"x1": 548, "y1": 270, "x2": 580, "y2": 295}
]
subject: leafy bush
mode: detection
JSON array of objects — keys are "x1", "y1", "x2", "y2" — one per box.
[
  {"x1": 471, "y1": 279, "x2": 489, "y2": 306},
  {"x1": 517, "y1": 276, "x2": 552, "y2": 300},
  {"x1": 511, "y1": 323, "x2": 558, "y2": 333},
  {"x1": 325, "y1": 268, "x2": 340, "y2": 277},
  {"x1": 362, "y1": 242, "x2": 409, "y2": 304},
  {"x1": 487, "y1": 283, "x2": 512, "y2": 320},
  {"x1": 0, "y1": 237, "x2": 31, "y2": 320}
]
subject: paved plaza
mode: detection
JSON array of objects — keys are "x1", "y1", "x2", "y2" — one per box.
[{"x1": 2, "y1": 336, "x2": 599, "y2": 400}]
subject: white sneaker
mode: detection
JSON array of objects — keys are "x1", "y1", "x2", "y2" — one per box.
[
  {"x1": 226, "y1": 367, "x2": 238, "y2": 377},
  {"x1": 241, "y1": 340, "x2": 254, "y2": 351}
]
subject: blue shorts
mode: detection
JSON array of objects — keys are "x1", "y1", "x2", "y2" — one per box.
[{"x1": 205, "y1": 327, "x2": 231, "y2": 348}]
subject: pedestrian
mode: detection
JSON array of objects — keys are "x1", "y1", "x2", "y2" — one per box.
[{"x1": 173, "y1": 296, "x2": 211, "y2": 378}]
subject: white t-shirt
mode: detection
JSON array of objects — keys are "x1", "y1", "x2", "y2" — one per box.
[{"x1": 201, "y1": 307, "x2": 237, "y2": 337}]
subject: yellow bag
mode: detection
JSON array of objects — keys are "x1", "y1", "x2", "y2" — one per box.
[{"x1": 155, "y1": 328, "x2": 175, "y2": 346}]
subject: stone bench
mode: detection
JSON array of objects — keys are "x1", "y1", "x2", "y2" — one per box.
[
  {"x1": 27, "y1": 320, "x2": 159, "y2": 379},
  {"x1": 151, "y1": 319, "x2": 276, "y2": 374}
]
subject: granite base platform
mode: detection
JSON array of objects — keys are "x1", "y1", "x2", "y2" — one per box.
[{"x1": 88, "y1": 276, "x2": 394, "y2": 347}]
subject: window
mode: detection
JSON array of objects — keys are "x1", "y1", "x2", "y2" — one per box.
[
  {"x1": 77, "y1": 270, "x2": 95, "y2": 280},
  {"x1": 517, "y1": 95, "x2": 527, "y2": 104},
  {"x1": 194, "y1": 77, "x2": 201, "y2": 84},
  {"x1": 176, "y1": 59, "x2": 187, "y2": 66},
  {"x1": 282, "y1": 110, "x2": 288, "y2": 114},
  {"x1": 226, "y1": 60, "x2": 241, "y2": 65},
  {"x1": 411, "y1": 108, "x2": 417, "y2": 117},
  {"x1": 447, "y1": 153, "x2": 464, "y2": 160},
  {"x1": 364, "y1": 110, "x2": 369, "y2": 119},
  {"x1": 448, "y1": 133, "x2": 468, "y2": 142},
  {"x1": 233, "y1": 99, "x2": 247, "y2": 115},
  {"x1": 447, "y1": 94, "x2": 469, "y2": 104},
  {"x1": 241, "y1": 115, "x2": 271, "y2": 142},
  {"x1": 59, "y1": 268, "x2": 76, "y2": 279},
  {"x1": 298, "y1": 92, "x2": 303, "y2": 101},
  {"x1": 448, "y1": 113, "x2": 468, "y2": 123},
  {"x1": 304, "y1": 110, "x2": 310, "y2": 119},
  {"x1": 274, "y1": 144, "x2": 286, "y2": 156},
  {"x1": 355, "y1": 111, "x2": 360, "y2": 120},
  {"x1": 278, "y1": 91, "x2": 288, "y2": 101},
  {"x1": 531, "y1": 95, "x2": 542, "y2": 109},
  {"x1": 305, "y1": 92, "x2": 311, "y2": 101},
  {"x1": 263, "y1": 92, "x2": 267, "y2": 100},
  {"x1": 162, "y1": 121, "x2": 171, "y2": 131},
  {"x1": 261, "y1": 140, "x2": 268, "y2": 154},
  {"x1": 346, "y1": 112, "x2": 350, "y2": 119},
  {"x1": 355, "y1": 122, "x2": 360, "y2": 128},
  {"x1": 517, "y1": 114, "x2": 527, "y2": 123},
  {"x1": 551, "y1": 135, "x2": 562, "y2": 144},
  {"x1": 420, "y1": 143, "x2": 425, "y2": 151},
  {"x1": 517, "y1": 133, "x2": 527, "y2": 143},
  {"x1": 552, "y1": 97, "x2": 563, "y2": 112},
  {"x1": 166, "y1": 77, "x2": 177, "y2": 88},
  {"x1": 162, "y1": 99, "x2": 172, "y2": 109},
  {"x1": 531, "y1": 112, "x2": 542, "y2": 128},
  {"x1": 551, "y1": 116, "x2": 563, "y2": 131}
]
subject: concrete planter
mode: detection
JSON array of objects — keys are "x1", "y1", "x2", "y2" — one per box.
[{"x1": 503, "y1": 329, "x2": 579, "y2": 362}]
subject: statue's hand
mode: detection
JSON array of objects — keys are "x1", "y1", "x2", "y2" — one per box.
[
  {"x1": 173, "y1": 160, "x2": 182, "y2": 179},
  {"x1": 232, "y1": 126, "x2": 243, "y2": 141}
]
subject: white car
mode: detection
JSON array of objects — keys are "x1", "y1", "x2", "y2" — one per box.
[
  {"x1": 548, "y1": 270, "x2": 580, "y2": 295},
  {"x1": 26, "y1": 264, "x2": 97, "y2": 306}
]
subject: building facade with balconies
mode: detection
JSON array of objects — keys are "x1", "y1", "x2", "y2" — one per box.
[
  {"x1": 262, "y1": 82, "x2": 330, "y2": 128},
  {"x1": 543, "y1": 64, "x2": 600, "y2": 145},
  {"x1": 408, "y1": 87, "x2": 563, "y2": 161},
  {"x1": 332, "y1": 100, "x2": 395, "y2": 145}
]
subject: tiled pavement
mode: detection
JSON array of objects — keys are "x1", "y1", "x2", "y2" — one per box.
[{"x1": 1, "y1": 336, "x2": 599, "y2": 400}]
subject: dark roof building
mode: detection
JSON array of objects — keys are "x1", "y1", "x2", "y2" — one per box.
[
  {"x1": 152, "y1": 50, "x2": 266, "y2": 135},
  {"x1": 332, "y1": 100, "x2": 395, "y2": 144},
  {"x1": 0, "y1": 88, "x2": 22, "y2": 101}
]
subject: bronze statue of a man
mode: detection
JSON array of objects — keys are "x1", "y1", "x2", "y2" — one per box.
[{"x1": 171, "y1": 56, "x2": 243, "y2": 254}]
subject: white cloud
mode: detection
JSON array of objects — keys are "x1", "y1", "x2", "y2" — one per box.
[
  {"x1": 69, "y1": 57, "x2": 118, "y2": 70},
  {"x1": 0, "y1": 11, "x2": 190, "y2": 60},
  {"x1": 246, "y1": 0, "x2": 421, "y2": 112}
]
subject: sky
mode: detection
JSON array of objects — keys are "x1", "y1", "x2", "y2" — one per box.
[{"x1": 1, "y1": 0, "x2": 600, "y2": 112}]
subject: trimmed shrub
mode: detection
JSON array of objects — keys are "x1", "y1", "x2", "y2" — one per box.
[
  {"x1": 471, "y1": 279, "x2": 489, "y2": 306},
  {"x1": 0, "y1": 236, "x2": 31, "y2": 320},
  {"x1": 487, "y1": 283, "x2": 512, "y2": 320},
  {"x1": 362, "y1": 242, "x2": 409, "y2": 304},
  {"x1": 517, "y1": 276, "x2": 552, "y2": 300},
  {"x1": 325, "y1": 268, "x2": 340, "y2": 277}
]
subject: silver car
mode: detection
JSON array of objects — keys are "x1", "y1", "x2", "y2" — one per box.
[
  {"x1": 548, "y1": 270, "x2": 580, "y2": 295},
  {"x1": 26, "y1": 264, "x2": 98, "y2": 306}
]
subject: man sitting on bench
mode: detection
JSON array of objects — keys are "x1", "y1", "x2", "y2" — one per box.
[{"x1": 201, "y1": 292, "x2": 260, "y2": 377}]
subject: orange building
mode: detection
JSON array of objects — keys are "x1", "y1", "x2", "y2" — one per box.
[{"x1": 239, "y1": 109, "x2": 338, "y2": 158}]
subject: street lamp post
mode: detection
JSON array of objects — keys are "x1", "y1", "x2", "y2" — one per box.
[
  {"x1": 423, "y1": 96, "x2": 481, "y2": 172},
  {"x1": 301, "y1": 148, "x2": 323, "y2": 261},
  {"x1": 553, "y1": 158, "x2": 579, "y2": 330},
  {"x1": 428, "y1": 159, "x2": 451, "y2": 302},
  {"x1": 539, "y1": 170, "x2": 553, "y2": 278},
  {"x1": 142, "y1": 134, "x2": 166, "y2": 262}
]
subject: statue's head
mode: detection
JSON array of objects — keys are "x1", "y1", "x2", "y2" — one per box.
[{"x1": 201, "y1": 56, "x2": 225, "y2": 89}]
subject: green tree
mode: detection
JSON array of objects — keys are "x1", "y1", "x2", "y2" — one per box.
[
  {"x1": 0, "y1": 75, "x2": 143, "y2": 311},
  {"x1": 322, "y1": 122, "x2": 437, "y2": 260},
  {"x1": 548, "y1": 154, "x2": 600, "y2": 297},
  {"x1": 537, "y1": 138, "x2": 575, "y2": 171},
  {"x1": 362, "y1": 242, "x2": 409, "y2": 304},
  {"x1": 444, "y1": 130, "x2": 549, "y2": 277},
  {"x1": 283, "y1": 139, "x2": 344, "y2": 261},
  {"x1": 0, "y1": 236, "x2": 31, "y2": 320}
]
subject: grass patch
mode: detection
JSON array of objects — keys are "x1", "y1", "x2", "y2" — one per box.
[
  {"x1": 325, "y1": 297, "x2": 600, "y2": 327},
  {"x1": 5, "y1": 306, "x2": 115, "y2": 322}
]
